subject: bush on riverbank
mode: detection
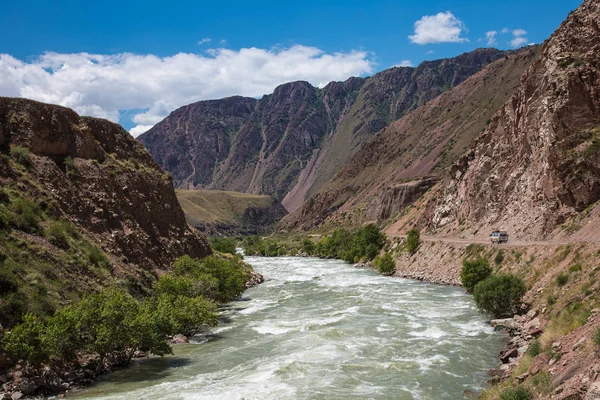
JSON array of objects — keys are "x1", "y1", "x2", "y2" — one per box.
[
  {"x1": 310, "y1": 224, "x2": 386, "y2": 262},
  {"x1": 0, "y1": 254, "x2": 248, "y2": 374},
  {"x1": 242, "y1": 225, "x2": 386, "y2": 264},
  {"x1": 461, "y1": 257, "x2": 492, "y2": 292},
  {"x1": 473, "y1": 274, "x2": 527, "y2": 318},
  {"x1": 374, "y1": 253, "x2": 395, "y2": 275},
  {"x1": 210, "y1": 237, "x2": 237, "y2": 255},
  {"x1": 405, "y1": 229, "x2": 420, "y2": 255}
]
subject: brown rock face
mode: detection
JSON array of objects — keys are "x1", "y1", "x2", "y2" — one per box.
[
  {"x1": 138, "y1": 49, "x2": 513, "y2": 211},
  {"x1": 431, "y1": 0, "x2": 600, "y2": 238},
  {"x1": 365, "y1": 178, "x2": 439, "y2": 222},
  {"x1": 0, "y1": 97, "x2": 211, "y2": 270},
  {"x1": 281, "y1": 48, "x2": 537, "y2": 230}
]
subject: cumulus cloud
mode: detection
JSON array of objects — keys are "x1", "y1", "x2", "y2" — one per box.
[
  {"x1": 485, "y1": 31, "x2": 498, "y2": 46},
  {"x1": 393, "y1": 60, "x2": 413, "y2": 67},
  {"x1": 510, "y1": 29, "x2": 528, "y2": 48},
  {"x1": 197, "y1": 38, "x2": 212, "y2": 45},
  {"x1": 0, "y1": 45, "x2": 373, "y2": 136},
  {"x1": 409, "y1": 11, "x2": 468, "y2": 45}
]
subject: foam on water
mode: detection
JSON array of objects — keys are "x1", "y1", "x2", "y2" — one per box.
[{"x1": 74, "y1": 256, "x2": 506, "y2": 400}]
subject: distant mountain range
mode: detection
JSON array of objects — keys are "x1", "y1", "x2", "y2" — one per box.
[{"x1": 138, "y1": 48, "x2": 518, "y2": 212}]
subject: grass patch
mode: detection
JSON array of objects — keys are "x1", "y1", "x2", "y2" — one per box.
[{"x1": 556, "y1": 273, "x2": 569, "y2": 286}]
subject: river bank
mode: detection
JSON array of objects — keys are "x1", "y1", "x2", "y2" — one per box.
[{"x1": 390, "y1": 237, "x2": 600, "y2": 399}]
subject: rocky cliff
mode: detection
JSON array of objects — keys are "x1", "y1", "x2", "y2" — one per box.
[
  {"x1": 0, "y1": 97, "x2": 211, "y2": 325},
  {"x1": 430, "y1": 0, "x2": 600, "y2": 239},
  {"x1": 138, "y1": 49, "x2": 514, "y2": 211},
  {"x1": 281, "y1": 47, "x2": 538, "y2": 230}
]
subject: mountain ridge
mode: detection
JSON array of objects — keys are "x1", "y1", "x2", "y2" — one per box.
[{"x1": 138, "y1": 48, "x2": 517, "y2": 211}]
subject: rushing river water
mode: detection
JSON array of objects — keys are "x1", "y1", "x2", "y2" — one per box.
[{"x1": 74, "y1": 256, "x2": 505, "y2": 400}]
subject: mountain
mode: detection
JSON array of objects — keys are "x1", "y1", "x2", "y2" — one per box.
[
  {"x1": 280, "y1": 47, "x2": 538, "y2": 230},
  {"x1": 138, "y1": 48, "x2": 515, "y2": 212},
  {"x1": 0, "y1": 97, "x2": 211, "y2": 327},
  {"x1": 427, "y1": 0, "x2": 600, "y2": 240},
  {"x1": 177, "y1": 190, "x2": 287, "y2": 236}
]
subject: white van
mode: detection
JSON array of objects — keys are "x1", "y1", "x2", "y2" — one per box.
[{"x1": 490, "y1": 231, "x2": 509, "y2": 244}]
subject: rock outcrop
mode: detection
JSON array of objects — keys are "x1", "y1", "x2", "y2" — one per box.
[
  {"x1": 139, "y1": 49, "x2": 515, "y2": 212},
  {"x1": 431, "y1": 0, "x2": 600, "y2": 238},
  {"x1": 281, "y1": 47, "x2": 537, "y2": 230},
  {"x1": 0, "y1": 97, "x2": 211, "y2": 271}
]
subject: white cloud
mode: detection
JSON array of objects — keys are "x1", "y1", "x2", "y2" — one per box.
[
  {"x1": 409, "y1": 11, "x2": 468, "y2": 45},
  {"x1": 220, "y1": 39, "x2": 227, "y2": 45},
  {"x1": 485, "y1": 31, "x2": 498, "y2": 46},
  {"x1": 0, "y1": 46, "x2": 373, "y2": 137},
  {"x1": 197, "y1": 38, "x2": 212, "y2": 45},
  {"x1": 426, "y1": 50, "x2": 435, "y2": 55},
  {"x1": 501, "y1": 28, "x2": 509, "y2": 34},
  {"x1": 510, "y1": 29, "x2": 529, "y2": 48},
  {"x1": 393, "y1": 60, "x2": 413, "y2": 67}
]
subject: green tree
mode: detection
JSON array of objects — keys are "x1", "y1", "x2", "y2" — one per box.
[
  {"x1": 210, "y1": 237, "x2": 237, "y2": 255},
  {"x1": 405, "y1": 228, "x2": 420, "y2": 255},
  {"x1": 374, "y1": 253, "x2": 395, "y2": 275},
  {"x1": 461, "y1": 257, "x2": 492, "y2": 292},
  {"x1": 301, "y1": 239, "x2": 315, "y2": 255},
  {"x1": 1, "y1": 313, "x2": 49, "y2": 365},
  {"x1": 473, "y1": 274, "x2": 527, "y2": 318},
  {"x1": 72, "y1": 287, "x2": 141, "y2": 373}
]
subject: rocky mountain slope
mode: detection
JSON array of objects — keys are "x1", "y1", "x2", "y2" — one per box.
[
  {"x1": 281, "y1": 47, "x2": 538, "y2": 230},
  {"x1": 177, "y1": 190, "x2": 287, "y2": 236},
  {"x1": 0, "y1": 97, "x2": 211, "y2": 327},
  {"x1": 428, "y1": 0, "x2": 600, "y2": 240},
  {"x1": 139, "y1": 49, "x2": 514, "y2": 211}
]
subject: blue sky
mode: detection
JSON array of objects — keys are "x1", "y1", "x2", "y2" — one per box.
[{"x1": 0, "y1": 0, "x2": 581, "y2": 134}]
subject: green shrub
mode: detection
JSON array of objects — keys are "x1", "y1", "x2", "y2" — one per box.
[
  {"x1": 172, "y1": 255, "x2": 248, "y2": 302},
  {"x1": 528, "y1": 339, "x2": 542, "y2": 357},
  {"x1": 569, "y1": 264, "x2": 582, "y2": 273},
  {"x1": 210, "y1": 237, "x2": 237, "y2": 255},
  {"x1": 10, "y1": 146, "x2": 33, "y2": 168},
  {"x1": 473, "y1": 274, "x2": 527, "y2": 318},
  {"x1": 2, "y1": 313, "x2": 49, "y2": 365},
  {"x1": 45, "y1": 219, "x2": 73, "y2": 249},
  {"x1": 461, "y1": 257, "x2": 492, "y2": 292},
  {"x1": 494, "y1": 249, "x2": 505, "y2": 265},
  {"x1": 0, "y1": 188, "x2": 9, "y2": 205},
  {"x1": 499, "y1": 386, "x2": 532, "y2": 400},
  {"x1": 556, "y1": 273, "x2": 569, "y2": 286},
  {"x1": 10, "y1": 197, "x2": 41, "y2": 232},
  {"x1": 374, "y1": 253, "x2": 395, "y2": 275},
  {"x1": 301, "y1": 239, "x2": 315, "y2": 255},
  {"x1": 86, "y1": 244, "x2": 110, "y2": 268},
  {"x1": 64, "y1": 156, "x2": 78, "y2": 177},
  {"x1": 547, "y1": 294, "x2": 557, "y2": 306},
  {"x1": 405, "y1": 228, "x2": 420, "y2": 255}
]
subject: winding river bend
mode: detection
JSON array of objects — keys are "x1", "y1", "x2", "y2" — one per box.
[{"x1": 75, "y1": 256, "x2": 504, "y2": 400}]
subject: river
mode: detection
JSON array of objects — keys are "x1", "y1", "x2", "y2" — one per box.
[{"x1": 73, "y1": 256, "x2": 505, "y2": 399}]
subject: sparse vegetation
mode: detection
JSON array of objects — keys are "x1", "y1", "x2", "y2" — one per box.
[
  {"x1": 405, "y1": 228, "x2": 420, "y2": 255},
  {"x1": 593, "y1": 326, "x2": 600, "y2": 347},
  {"x1": 494, "y1": 249, "x2": 505, "y2": 265},
  {"x1": 556, "y1": 273, "x2": 569, "y2": 286},
  {"x1": 10, "y1": 145, "x2": 33, "y2": 168},
  {"x1": 499, "y1": 386, "x2": 532, "y2": 400}
]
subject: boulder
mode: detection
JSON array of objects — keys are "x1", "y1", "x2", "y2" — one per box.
[
  {"x1": 10, "y1": 392, "x2": 23, "y2": 400},
  {"x1": 500, "y1": 348, "x2": 519, "y2": 363},
  {"x1": 171, "y1": 334, "x2": 189, "y2": 344},
  {"x1": 19, "y1": 379, "x2": 38, "y2": 395},
  {"x1": 490, "y1": 318, "x2": 516, "y2": 329}
]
